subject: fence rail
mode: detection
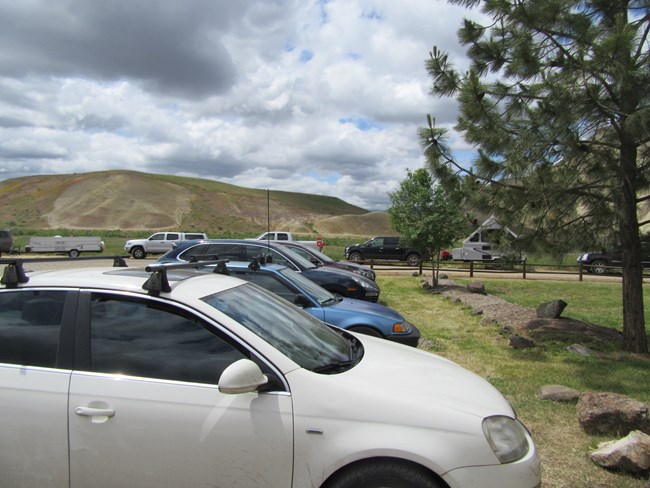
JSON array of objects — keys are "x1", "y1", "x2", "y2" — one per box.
[{"x1": 363, "y1": 259, "x2": 649, "y2": 281}]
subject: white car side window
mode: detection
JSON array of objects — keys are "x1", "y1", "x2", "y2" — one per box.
[
  {"x1": 0, "y1": 290, "x2": 67, "y2": 368},
  {"x1": 89, "y1": 294, "x2": 247, "y2": 384}
]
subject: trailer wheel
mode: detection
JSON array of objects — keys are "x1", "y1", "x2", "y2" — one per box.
[{"x1": 68, "y1": 249, "x2": 80, "y2": 258}]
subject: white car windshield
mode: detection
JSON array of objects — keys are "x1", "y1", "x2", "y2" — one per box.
[{"x1": 201, "y1": 283, "x2": 357, "y2": 372}]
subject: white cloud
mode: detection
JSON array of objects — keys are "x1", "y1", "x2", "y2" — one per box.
[{"x1": 0, "y1": 0, "x2": 478, "y2": 211}]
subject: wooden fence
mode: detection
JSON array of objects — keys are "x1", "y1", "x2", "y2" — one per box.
[{"x1": 363, "y1": 259, "x2": 649, "y2": 282}]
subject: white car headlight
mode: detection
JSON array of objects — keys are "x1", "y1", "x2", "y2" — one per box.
[{"x1": 482, "y1": 416, "x2": 530, "y2": 463}]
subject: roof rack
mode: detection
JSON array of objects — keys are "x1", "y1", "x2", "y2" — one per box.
[
  {"x1": 143, "y1": 259, "x2": 230, "y2": 296},
  {"x1": 248, "y1": 255, "x2": 273, "y2": 270},
  {"x1": 0, "y1": 255, "x2": 129, "y2": 289}
]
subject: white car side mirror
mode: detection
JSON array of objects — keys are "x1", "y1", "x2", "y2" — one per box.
[{"x1": 218, "y1": 359, "x2": 268, "y2": 394}]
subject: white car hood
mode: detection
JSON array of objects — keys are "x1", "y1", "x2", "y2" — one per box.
[{"x1": 288, "y1": 334, "x2": 514, "y2": 422}]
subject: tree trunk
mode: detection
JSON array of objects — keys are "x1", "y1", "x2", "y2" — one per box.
[{"x1": 619, "y1": 141, "x2": 648, "y2": 353}]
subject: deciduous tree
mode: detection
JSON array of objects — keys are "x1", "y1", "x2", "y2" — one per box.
[{"x1": 389, "y1": 168, "x2": 464, "y2": 284}]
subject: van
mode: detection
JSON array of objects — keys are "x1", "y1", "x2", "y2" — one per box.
[{"x1": 0, "y1": 230, "x2": 13, "y2": 254}]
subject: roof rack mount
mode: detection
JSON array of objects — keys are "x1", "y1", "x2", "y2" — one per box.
[{"x1": 143, "y1": 259, "x2": 230, "y2": 296}]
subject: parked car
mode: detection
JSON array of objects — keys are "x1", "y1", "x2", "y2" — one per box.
[
  {"x1": 225, "y1": 259, "x2": 417, "y2": 346},
  {"x1": 0, "y1": 257, "x2": 540, "y2": 488},
  {"x1": 249, "y1": 231, "x2": 320, "y2": 250},
  {"x1": 124, "y1": 231, "x2": 208, "y2": 259},
  {"x1": 158, "y1": 239, "x2": 381, "y2": 302},
  {"x1": 345, "y1": 236, "x2": 426, "y2": 266},
  {"x1": 274, "y1": 240, "x2": 376, "y2": 281},
  {"x1": 0, "y1": 230, "x2": 13, "y2": 254},
  {"x1": 577, "y1": 241, "x2": 650, "y2": 274}
]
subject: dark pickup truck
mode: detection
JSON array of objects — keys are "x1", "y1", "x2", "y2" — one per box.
[
  {"x1": 577, "y1": 240, "x2": 650, "y2": 274},
  {"x1": 345, "y1": 236, "x2": 425, "y2": 266}
]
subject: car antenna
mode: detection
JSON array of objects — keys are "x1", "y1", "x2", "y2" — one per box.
[{"x1": 266, "y1": 188, "x2": 271, "y2": 252}]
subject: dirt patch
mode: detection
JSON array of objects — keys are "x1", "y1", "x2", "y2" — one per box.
[{"x1": 433, "y1": 278, "x2": 623, "y2": 348}]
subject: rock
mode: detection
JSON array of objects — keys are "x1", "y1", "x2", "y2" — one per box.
[
  {"x1": 567, "y1": 343, "x2": 592, "y2": 356},
  {"x1": 577, "y1": 392, "x2": 650, "y2": 436},
  {"x1": 451, "y1": 297, "x2": 462, "y2": 304},
  {"x1": 439, "y1": 273, "x2": 448, "y2": 280},
  {"x1": 499, "y1": 325, "x2": 514, "y2": 336},
  {"x1": 539, "y1": 385, "x2": 581, "y2": 402},
  {"x1": 591, "y1": 430, "x2": 650, "y2": 473},
  {"x1": 467, "y1": 282, "x2": 486, "y2": 295},
  {"x1": 509, "y1": 336, "x2": 535, "y2": 349},
  {"x1": 536, "y1": 299, "x2": 568, "y2": 318},
  {"x1": 471, "y1": 309, "x2": 483, "y2": 316},
  {"x1": 480, "y1": 317, "x2": 498, "y2": 326}
]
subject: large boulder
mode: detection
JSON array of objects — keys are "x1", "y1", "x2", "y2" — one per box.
[
  {"x1": 577, "y1": 392, "x2": 650, "y2": 436},
  {"x1": 536, "y1": 300, "x2": 567, "y2": 318},
  {"x1": 591, "y1": 430, "x2": 650, "y2": 473}
]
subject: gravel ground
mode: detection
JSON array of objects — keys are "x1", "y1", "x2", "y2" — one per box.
[{"x1": 429, "y1": 277, "x2": 624, "y2": 346}]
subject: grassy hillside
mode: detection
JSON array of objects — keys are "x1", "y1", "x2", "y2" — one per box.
[{"x1": 0, "y1": 170, "x2": 391, "y2": 237}]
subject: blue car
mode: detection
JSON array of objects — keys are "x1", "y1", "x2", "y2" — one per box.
[{"x1": 224, "y1": 259, "x2": 419, "y2": 347}]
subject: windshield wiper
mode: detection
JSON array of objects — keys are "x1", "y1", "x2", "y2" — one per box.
[
  {"x1": 313, "y1": 333, "x2": 364, "y2": 374},
  {"x1": 312, "y1": 360, "x2": 354, "y2": 374}
]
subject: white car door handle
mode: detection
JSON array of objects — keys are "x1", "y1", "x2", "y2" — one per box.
[{"x1": 75, "y1": 406, "x2": 115, "y2": 418}]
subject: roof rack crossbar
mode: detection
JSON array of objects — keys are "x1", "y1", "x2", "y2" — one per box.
[
  {"x1": 0, "y1": 255, "x2": 130, "y2": 265},
  {"x1": 143, "y1": 260, "x2": 230, "y2": 295},
  {"x1": 0, "y1": 255, "x2": 130, "y2": 289}
]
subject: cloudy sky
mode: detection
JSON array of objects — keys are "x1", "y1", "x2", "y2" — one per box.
[{"x1": 0, "y1": 0, "x2": 479, "y2": 210}]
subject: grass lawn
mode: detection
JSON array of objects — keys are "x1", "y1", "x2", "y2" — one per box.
[{"x1": 377, "y1": 274, "x2": 650, "y2": 488}]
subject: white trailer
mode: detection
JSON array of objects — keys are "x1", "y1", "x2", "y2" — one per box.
[
  {"x1": 25, "y1": 236, "x2": 104, "y2": 257},
  {"x1": 451, "y1": 216, "x2": 518, "y2": 261}
]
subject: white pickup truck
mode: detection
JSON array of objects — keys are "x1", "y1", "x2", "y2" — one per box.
[
  {"x1": 125, "y1": 231, "x2": 208, "y2": 259},
  {"x1": 251, "y1": 231, "x2": 321, "y2": 250},
  {"x1": 25, "y1": 236, "x2": 104, "y2": 258}
]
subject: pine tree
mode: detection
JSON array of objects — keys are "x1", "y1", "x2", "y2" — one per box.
[{"x1": 421, "y1": 0, "x2": 650, "y2": 352}]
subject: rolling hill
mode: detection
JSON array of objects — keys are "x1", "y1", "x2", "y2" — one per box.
[{"x1": 0, "y1": 170, "x2": 392, "y2": 236}]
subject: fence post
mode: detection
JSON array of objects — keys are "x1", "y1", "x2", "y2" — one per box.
[
  {"x1": 578, "y1": 263, "x2": 583, "y2": 282},
  {"x1": 469, "y1": 260, "x2": 474, "y2": 278},
  {"x1": 370, "y1": 259, "x2": 374, "y2": 269},
  {"x1": 522, "y1": 258, "x2": 527, "y2": 279}
]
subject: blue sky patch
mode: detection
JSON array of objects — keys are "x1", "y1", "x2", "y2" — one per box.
[
  {"x1": 339, "y1": 117, "x2": 383, "y2": 131},
  {"x1": 299, "y1": 50, "x2": 314, "y2": 63},
  {"x1": 304, "y1": 171, "x2": 340, "y2": 184}
]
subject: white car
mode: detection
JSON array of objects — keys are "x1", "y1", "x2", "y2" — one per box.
[{"x1": 0, "y1": 258, "x2": 541, "y2": 488}]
